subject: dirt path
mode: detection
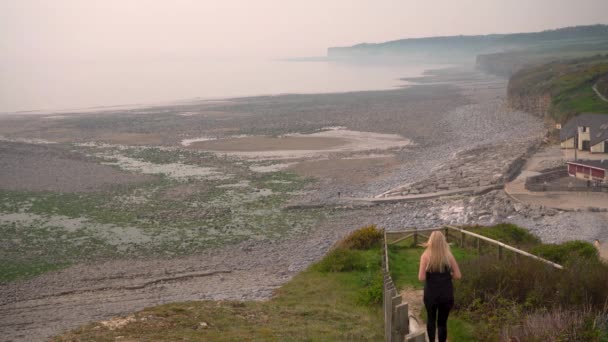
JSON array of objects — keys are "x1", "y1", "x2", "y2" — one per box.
[
  {"x1": 593, "y1": 83, "x2": 608, "y2": 103},
  {"x1": 400, "y1": 287, "x2": 425, "y2": 333}
]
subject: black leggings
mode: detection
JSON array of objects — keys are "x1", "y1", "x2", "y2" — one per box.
[{"x1": 424, "y1": 300, "x2": 453, "y2": 342}]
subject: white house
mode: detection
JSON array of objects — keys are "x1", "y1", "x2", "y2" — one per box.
[{"x1": 560, "y1": 113, "x2": 608, "y2": 153}]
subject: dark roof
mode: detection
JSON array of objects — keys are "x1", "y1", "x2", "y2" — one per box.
[
  {"x1": 560, "y1": 113, "x2": 608, "y2": 146},
  {"x1": 567, "y1": 159, "x2": 608, "y2": 170}
]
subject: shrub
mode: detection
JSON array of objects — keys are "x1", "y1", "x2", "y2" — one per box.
[
  {"x1": 454, "y1": 252, "x2": 608, "y2": 340},
  {"x1": 502, "y1": 308, "x2": 608, "y2": 342},
  {"x1": 457, "y1": 255, "x2": 608, "y2": 309},
  {"x1": 532, "y1": 240, "x2": 598, "y2": 264},
  {"x1": 315, "y1": 248, "x2": 367, "y2": 273},
  {"x1": 337, "y1": 225, "x2": 383, "y2": 250},
  {"x1": 466, "y1": 223, "x2": 541, "y2": 247}
]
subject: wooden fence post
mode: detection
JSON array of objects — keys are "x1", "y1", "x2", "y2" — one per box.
[
  {"x1": 498, "y1": 245, "x2": 503, "y2": 260},
  {"x1": 394, "y1": 303, "x2": 409, "y2": 339},
  {"x1": 460, "y1": 231, "x2": 465, "y2": 247},
  {"x1": 413, "y1": 230, "x2": 418, "y2": 246},
  {"x1": 386, "y1": 288, "x2": 397, "y2": 341},
  {"x1": 406, "y1": 330, "x2": 427, "y2": 342},
  {"x1": 384, "y1": 276, "x2": 392, "y2": 342},
  {"x1": 445, "y1": 227, "x2": 449, "y2": 242},
  {"x1": 390, "y1": 295, "x2": 402, "y2": 342},
  {"x1": 476, "y1": 237, "x2": 481, "y2": 253}
]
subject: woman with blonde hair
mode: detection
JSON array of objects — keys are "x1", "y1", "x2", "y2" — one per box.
[{"x1": 418, "y1": 231, "x2": 461, "y2": 342}]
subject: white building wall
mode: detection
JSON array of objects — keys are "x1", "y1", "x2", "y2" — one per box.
[
  {"x1": 561, "y1": 137, "x2": 575, "y2": 149},
  {"x1": 591, "y1": 140, "x2": 606, "y2": 153}
]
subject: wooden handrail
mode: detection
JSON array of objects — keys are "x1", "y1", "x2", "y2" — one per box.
[
  {"x1": 387, "y1": 226, "x2": 564, "y2": 270},
  {"x1": 384, "y1": 230, "x2": 390, "y2": 272}
]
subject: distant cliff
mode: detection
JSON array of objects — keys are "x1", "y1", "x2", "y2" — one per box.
[{"x1": 328, "y1": 25, "x2": 608, "y2": 63}]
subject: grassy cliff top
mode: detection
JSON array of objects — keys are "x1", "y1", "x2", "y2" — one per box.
[{"x1": 508, "y1": 54, "x2": 608, "y2": 122}]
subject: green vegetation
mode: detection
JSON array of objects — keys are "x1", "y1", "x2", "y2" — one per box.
[
  {"x1": 387, "y1": 224, "x2": 608, "y2": 341},
  {"x1": 597, "y1": 74, "x2": 608, "y2": 98},
  {"x1": 53, "y1": 224, "x2": 608, "y2": 341},
  {"x1": 466, "y1": 223, "x2": 541, "y2": 247},
  {"x1": 0, "y1": 145, "x2": 323, "y2": 283},
  {"x1": 336, "y1": 224, "x2": 384, "y2": 250},
  {"x1": 56, "y1": 226, "x2": 388, "y2": 341},
  {"x1": 532, "y1": 240, "x2": 599, "y2": 264},
  {"x1": 455, "y1": 225, "x2": 608, "y2": 341},
  {"x1": 507, "y1": 54, "x2": 608, "y2": 122}
]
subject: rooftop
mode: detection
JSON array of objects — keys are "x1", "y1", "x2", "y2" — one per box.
[
  {"x1": 560, "y1": 113, "x2": 608, "y2": 146},
  {"x1": 567, "y1": 159, "x2": 608, "y2": 170}
]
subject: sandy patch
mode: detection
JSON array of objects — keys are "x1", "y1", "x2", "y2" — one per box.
[
  {"x1": 288, "y1": 156, "x2": 400, "y2": 184},
  {"x1": 181, "y1": 136, "x2": 217, "y2": 147},
  {"x1": 177, "y1": 110, "x2": 241, "y2": 117},
  {"x1": 42, "y1": 115, "x2": 68, "y2": 120},
  {"x1": 98, "y1": 133, "x2": 165, "y2": 145},
  {"x1": 191, "y1": 136, "x2": 348, "y2": 152},
  {"x1": 249, "y1": 162, "x2": 297, "y2": 173},
  {"x1": 189, "y1": 128, "x2": 411, "y2": 160}
]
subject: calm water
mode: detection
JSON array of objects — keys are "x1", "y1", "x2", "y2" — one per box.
[{"x1": 0, "y1": 58, "x2": 438, "y2": 113}]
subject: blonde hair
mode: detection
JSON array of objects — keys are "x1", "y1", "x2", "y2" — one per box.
[{"x1": 422, "y1": 231, "x2": 453, "y2": 273}]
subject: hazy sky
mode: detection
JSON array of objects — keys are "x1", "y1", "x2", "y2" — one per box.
[{"x1": 2, "y1": 0, "x2": 608, "y2": 61}]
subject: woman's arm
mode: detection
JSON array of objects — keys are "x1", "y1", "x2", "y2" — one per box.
[
  {"x1": 418, "y1": 253, "x2": 428, "y2": 281},
  {"x1": 449, "y1": 254, "x2": 462, "y2": 280}
]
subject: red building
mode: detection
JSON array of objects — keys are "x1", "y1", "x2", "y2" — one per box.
[{"x1": 567, "y1": 160, "x2": 608, "y2": 182}]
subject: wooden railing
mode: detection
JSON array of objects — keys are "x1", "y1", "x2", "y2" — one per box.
[
  {"x1": 386, "y1": 226, "x2": 563, "y2": 270},
  {"x1": 382, "y1": 231, "x2": 427, "y2": 342}
]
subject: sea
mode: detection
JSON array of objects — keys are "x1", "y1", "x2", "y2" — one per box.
[{"x1": 0, "y1": 58, "x2": 439, "y2": 114}]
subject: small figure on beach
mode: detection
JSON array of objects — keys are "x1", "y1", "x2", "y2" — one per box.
[{"x1": 418, "y1": 231, "x2": 462, "y2": 342}]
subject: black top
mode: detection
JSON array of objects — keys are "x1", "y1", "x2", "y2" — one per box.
[{"x1": 423, "y1": 265, "x2": 454, "y2": 305}]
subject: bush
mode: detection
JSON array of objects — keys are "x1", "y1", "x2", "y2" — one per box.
[
  {"x1": 337, "y1": 225, "x2": 383, "y2": 250},
  {"x1": 502, "y1": 308, "x2": 608, "y2": 342},
  {"x1": 315, "y1": 248, "x2": 367, "y2": 273},
  {"x1": 466, "y1": 223, "x2": 541, "y2": 247},
  {"x1": 532, "y1": 240, "x2": 598, "y2": 264},
  {"x1": 454, "y1": 254, "x2": 608, "y2": 340}
]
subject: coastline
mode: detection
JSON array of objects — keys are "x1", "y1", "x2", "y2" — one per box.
[
  {"x1": 0, "y1": 62, "x2": 450, "y2": 116},
  {"x1": 3, "y1": 66, "x2": 608, "y2": 341}
]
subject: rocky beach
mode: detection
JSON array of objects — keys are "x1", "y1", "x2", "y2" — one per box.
[{"x1": 1, "y1": 67, "x2": 607, "y2": 341}]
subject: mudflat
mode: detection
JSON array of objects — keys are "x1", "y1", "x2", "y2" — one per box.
[
  {"x1": 0, "y1": 141, "x2": 155, "y2": 192},
  {"x1": 191, "y1": 135, "x2": 348, "y2": 151}
]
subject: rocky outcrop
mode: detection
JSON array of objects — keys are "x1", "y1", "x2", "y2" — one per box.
[
  {"x1": 378, "y1": 139, "x2": 542, "y2": 198},
  {"x1": 507, "y1": 91, "x2": 552, "y2": 119}
]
